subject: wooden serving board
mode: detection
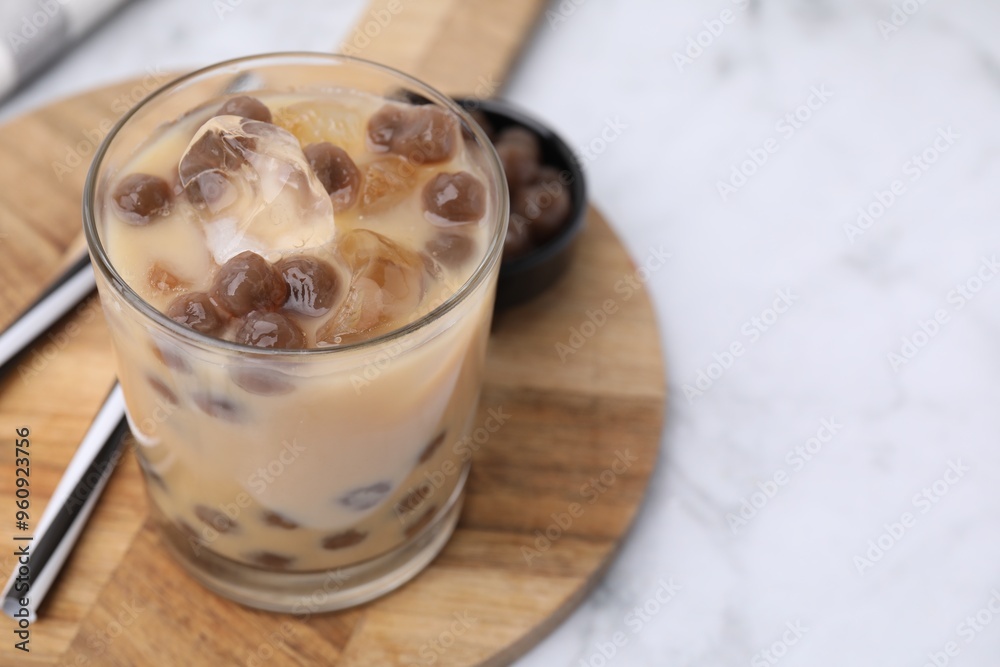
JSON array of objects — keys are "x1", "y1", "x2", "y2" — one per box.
[{"x1": 0, "y1": 2, "x2": 666, "y2": 665}]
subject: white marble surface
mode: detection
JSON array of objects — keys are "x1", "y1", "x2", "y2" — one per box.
[{"x1": 6, "y1": 0, "x2": 1000, "y2": 665}]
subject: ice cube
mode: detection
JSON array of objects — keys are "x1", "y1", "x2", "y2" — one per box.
[
  {"x1": 316, "y1": 230, "x2": 427, "y2": 345},
  {"x1": 358, "y1": 156, "x2": 420, "y2": 216},
  {"x1": 147, "y1": 262, "x2": 190, "y2": 293},
  {"x1": 178, "y1": 115, "x2": 335, "y2": 264},
  {"x1": 272, "y1": 100, "x2": 367, "y2": 156}
]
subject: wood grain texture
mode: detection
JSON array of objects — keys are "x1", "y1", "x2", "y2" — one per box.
[
  {"x1": 342, "y1": 0, "x2": 549, "y2": 96},
  {"x1": 0, "y1": 1, "x2": 665, "y2": 664}
]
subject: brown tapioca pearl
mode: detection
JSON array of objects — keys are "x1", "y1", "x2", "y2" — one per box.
[
  {"x1": 400, "y1": 107, "x2": 458, "y2": 163},
  {"x1": 193, "y1": 393, "x2": 244, "y2": 423},
  {"x1": 418, "y1": 432, "x2": 446, "y2": 464},
  {"x1": 425, "y1": 232, "x2": 475, "y2": 269},
  {"x1": 147, "y1": 262, "x2": 189, "y2": 293},
  {"x1": 536, "y1": 165, "x2": 569, "y2": 185},
  {"x1": 262, "y1": 510, "x2": 299, "y2": 530},
  {"x1": 146, "y1": 375, "x2": 178, "y2": 405},
  {"x1": 194, "y1": 504, "x2": 238, "y2": 534},
  {"x1": 502, "y1": 213, "x2": 535, "y2": 262},
  {"x1": 183, "y1": 171, "x2": 233, "y2": 210},
  {"x1": 495, "y1": 127, "x2": 541, "y2": 188},
  {"x1": 151, "y1": 343, "x2": 191, "y2": 373},
  {"x1": 275, "y1": 255, "x2": 340, "y2": 317},
  {"x1": 111, "y1": 173, "x2": 173, "y2": 225},
  {"x1": 211, "y1": 251, "x2": 288, "y2": 317},
  {"x1": 515, "y1": 179, "x2": 572, "y2": 244},
  {"x1": 396, "y1": 483, "x2": 433, "y2": 516},
  {"x1": 367, "y1": 104, "x2": 458, "y2": 164},
  {"x1": 321, "y1": 529, "x2": 367, "y2": 550},
  {"x1": 166, "y1": 292, "x2": 227, "y2": 336},
  {"x1": 338, "y1": 481, "x2": 392, "y2": 511},
  {"x1": 179, "y1": 129, "x2": 251, "y2": 208},
  {"x1": 230, "y1": 367, "x2": 295, "y2": 396},
  {"x1": 186, "y1": 127, "x2": 254, "y2": 171},
  {"x1": 404, "y1": 505, "x2": 438, "y2": 539},
  {"x1": 246, "y1": 551, "x2": 295, "y2": 570},
  {"x1": 217, "y1": 95, "x2": 272, "y2": 123},
  {"x1": 303, "y1": 142, "x2": 361, "y2": 212},
  {"x1": 235, "y1": 311, "x2": 306, "y2": 350},
  {"x1": 367, "y1": 105, "x2": 403, "y2": 148},
  {"x1": 422, "y1": 171, "x2": 487, "y2": 224}
]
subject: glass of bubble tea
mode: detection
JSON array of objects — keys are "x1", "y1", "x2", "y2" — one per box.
[{"x1": 83, "y1": 53, "x2": 508, "y2": 612}]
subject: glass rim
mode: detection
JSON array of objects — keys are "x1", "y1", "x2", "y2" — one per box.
[{"x1": 83, "y1": 51, "x2": 509, "y2": 357}]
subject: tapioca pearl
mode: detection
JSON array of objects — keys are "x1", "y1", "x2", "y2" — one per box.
[
  {"x1": 235, "y1": 311, "x2": 306, "y2": 350},
  {"x1": 166, "y1": 292, "x2": 227, "y2": 336},
  {"x1": 151, "y1": 343, "x2": 192, "y2": 374},
  {"x1": 321, "y1": 529, "x2": 367, "y2": 550},
  {"x1": 367, "y1": 104, "x2": 458, "y2": 164},
  {"x1": 211, "y1": 251, "x2": 288, "y2": 317},
  {"x1": 229, "y1": 366, "x2": 296, "y2": 396},
  {"x1": 194, "y1": 504, "x2": 238, "y2": 534},
  {"x1": 184, "y1": 127, "x2": 254, "y2": 172},
  {"x1": 395, "y1": 482, "x2": 433, "y2": 516},
  {"x1": 183, "y1": 170, "x2": 234, "y2": 210},
  {"x1": 111, "y1": 173, "x2": 173, "y2": 225},
  {"x1": 515, "y1": 179, "x2": 572, "y2": 244},
  {"x1": 422, "y1": 171, "x2": 486, "y2": 224},
  {"x1": 367, "y1": 105, "x2": 403, "y2": 150},
  {"x1": 338, "y1": 481, "x2": 392, "y2": 511},
  {"x1": 275, "y1": 255, "x2": 340, "y2": 317},
  {"x1": 146, "y1": 375, "x2": 178, "y2": 405},
  {"x1": 262, "y1": 510, "x2": 299, "y2": 530},
  {"x1": 303, "y1": 142, "x2": 361, "y2": 212},
  {"x1": 192, "y1": 393, "x2": 244, "y2": 423},
  {"x1": 246, "y1": 551, "x2": 295, "y2": 570},
  {"x1": 217, "y1": 96, "x2": 273, "y2": 124},
  {"x1": 404, "y1": 505, "x2": 438, "y2": 539},
  {"x1": 418, "y1": 431, "x2": 446, "y2": 464},
  {"x1": 179, "y1": 128, "x2": 254, "y2": 208},
  {"x1": 425, "y1": 232, "x2": 475, "y2": 269},
  {"x1": 393, "y1": 106, "x2": 458, "y2": 163},
  {"x1": 495, "y1": 127, "x2": 541, "y2": 188}
]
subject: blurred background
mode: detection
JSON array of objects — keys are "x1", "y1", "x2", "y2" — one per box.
[{"x1": 4, "y1": 0, "x2": 1000, "y2": 664}]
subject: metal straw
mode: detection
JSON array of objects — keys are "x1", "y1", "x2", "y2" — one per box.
[
  {"x1": 0, "y1": 251, "x2": 95, "y2": 378},
  {"x1": 1, "y1": 383, "x2": 126, "y2": 621}
]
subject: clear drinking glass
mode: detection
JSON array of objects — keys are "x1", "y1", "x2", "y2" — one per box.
[{"x1": 82, "y1": 53, "x2": 507, "y2": 612}]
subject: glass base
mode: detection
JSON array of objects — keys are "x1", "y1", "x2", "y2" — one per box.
[{"x1": 155, "y1": 471, "x2": 467, "y2": 614}]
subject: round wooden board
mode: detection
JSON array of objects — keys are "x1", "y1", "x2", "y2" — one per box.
[{"x1": 0, "y1": 78, "x2": 665, "y2": 667}]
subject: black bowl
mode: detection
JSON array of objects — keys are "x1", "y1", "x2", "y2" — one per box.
[{"x1": 455, "y1": 98, "x2": 588, "y2": 311}]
